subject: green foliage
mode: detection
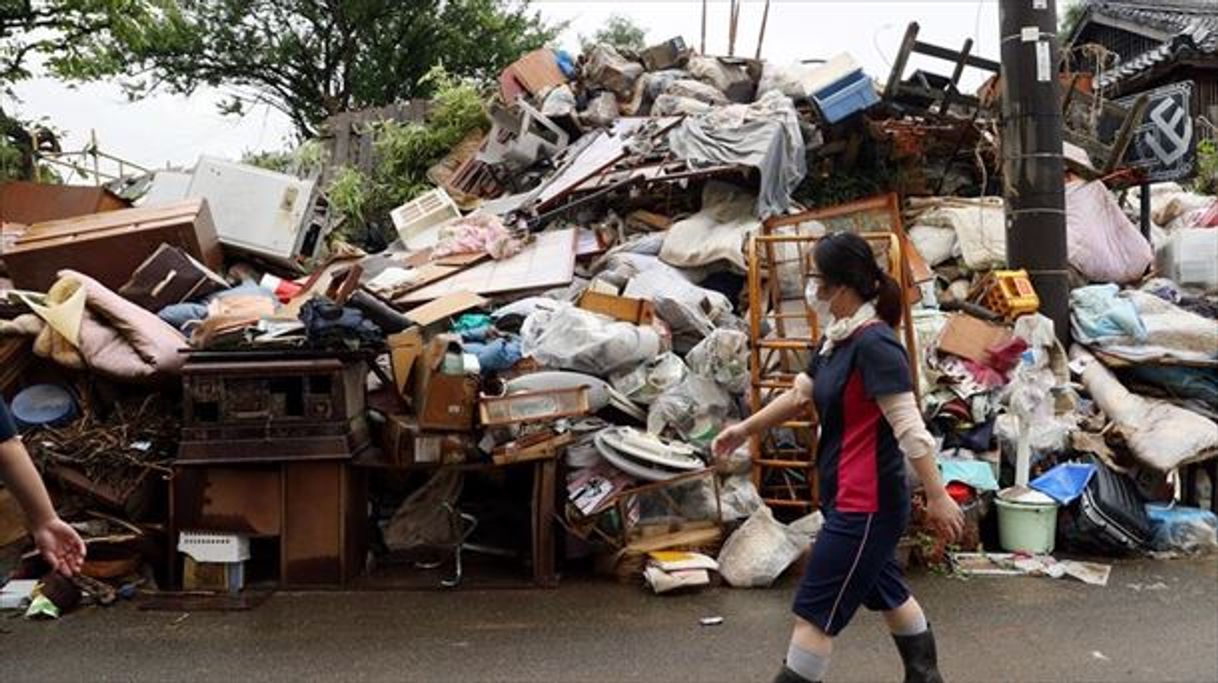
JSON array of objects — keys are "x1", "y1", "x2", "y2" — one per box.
[
  {"x1": 241, "y1": 140, "x2": 328, "y2": 177},
  {"x1": 327, "y1": 166, "x2": 371, "y2": 226},
  {"x1": 1190, "y1": 138, "x2": 1218, "y2": 195},
  {"x1": 0, "y1": 135, "x2": 24, "y2": 179},
  {"x1": 324, "y1": 70, "x2": 487, "y2": 245},
  {"x1": 1059, "y1": 2, "x2": 1088, "y2": 39},
  {"x1": 579, "y1": 13, "x2": 648, "y2": 54},
  {"x1": 66, "y1": 0, "x2": 561, "y2": 137}
]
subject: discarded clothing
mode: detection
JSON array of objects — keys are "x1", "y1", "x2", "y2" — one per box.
[
  {"x1": 939, "y1": 458, "x2": 1000, "y2": 493},
  {"x1": 1073, "y1": 287, "x2": 1218, "y2": 365},
  {"x1": 1070, "y1": 284, "x2": 1147, "y2": 343},
  {"x1": 907, "y1": 197, "x2": 1006, "y2": 270},
  {"x1": 22, "y1": 270, "x2": 186, "y2": 383},
  {"x1": 299, "y1": 297, "x2": 385, "y2": 350},
  {"x1": 659, "y1": 181, "x2": 759, "y2": 272},
  {"x1": 1072, "y1": 347, "x2": 1218, "y2": 471},
  {"x1": 668, "y1": 91, "x2": 806, "y2": 218},
  {"x1": 433, "y1": 213, "x2": 524, "y2": 261},
  {"x1": 464, "y1": 338, "x2": 523, "y2": 374}
]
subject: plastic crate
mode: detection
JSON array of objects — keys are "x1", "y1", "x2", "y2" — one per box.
[
  {"x1": 389, "y1": 188, "x2": 461, "y2": 248},
  {"x1": 178, "y1": 531, "x2": 251, "y2": 563},
  {"x1": 812, "y1": 69, "x2": 880, "y2": 124},
  {"x1": 973, "y1": 269, "x2": 1040, "y2": 321}
]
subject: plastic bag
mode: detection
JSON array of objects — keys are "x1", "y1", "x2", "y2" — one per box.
[
  {"x1": 582, "y1": 91, "x2": 620, "y2": 128},
  {"x1": 717, "y1": 506, "x2": 805, "y2": 588},
  {"x1": 1145, "y1": 503, "x2": 1218, "y2": 554},
  {"x1": 717, "y1": 475, "x2": 764, "y2": 522},
  {"x1": 609, "y1": 352, "x2": 689, "y2": 405},
  {"x1": 521, "y1": 303, "x2": 663, "y2": 377},
  {"x1": 383, "y1": 471, "x2": 463, "y2": 552},
  {"x1": 686, "y1": 329, "x2": 750, "y2": 393},
  {"x1": 647, "y1": 375, "x2": 735, "y2": 446}
]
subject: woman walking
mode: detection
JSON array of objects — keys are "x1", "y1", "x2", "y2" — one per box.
[{"x1": 713, "y1": 232, "x2": 963, "y2": 683}]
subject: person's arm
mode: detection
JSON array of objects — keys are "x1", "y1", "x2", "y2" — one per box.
[
  {"x1": 877, "y1": 392, "x2": 963, "y2": 541},
  {"x1": 0, "y1": 437, "x2": 86, "y2": 575},
  {"x1": 712, "y1": 373, "x2": 813, "y2": 460}
]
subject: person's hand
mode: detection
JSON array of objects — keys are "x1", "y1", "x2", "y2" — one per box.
[
  {"x1": 925, "y1": 492, "x2": 964, "y2": 543},
  {"x1": 32, "y1": 517, "x2": 86, "y2": 576},
  {"x1": 711, "y1": 424, "x2": 749, "y2": 463}
]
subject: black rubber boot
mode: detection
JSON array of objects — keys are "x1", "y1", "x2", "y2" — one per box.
[
  {"x1": 773, "y1": 664, "x2": 819, "y2": 683},
  {"x1": 892, "y1": 626, "x2": 945, "y2": 683}
]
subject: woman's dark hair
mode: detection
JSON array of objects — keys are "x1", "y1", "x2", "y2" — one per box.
[{"x1": 812, "y1": 232, "x2": 903, "y2": 328}]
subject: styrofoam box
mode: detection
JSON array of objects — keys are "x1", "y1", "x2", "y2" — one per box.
[{"x1": 178, "y1": 531, "x2": 251, "y2": 563}]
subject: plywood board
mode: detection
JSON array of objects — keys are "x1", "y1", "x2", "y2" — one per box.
[
  {"x1": 404, "y1": 290, "x2": 489, "y2": 327},
  {"x1": 401, "y1": 229, "x2": 578, "y2": 303}
]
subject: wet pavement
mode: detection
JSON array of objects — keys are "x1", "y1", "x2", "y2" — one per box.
[{"x1": 2, "y1": 556, "x2": 1216, "y2": 682}]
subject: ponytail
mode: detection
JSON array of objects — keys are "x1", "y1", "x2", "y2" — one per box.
[{"x1": 874, "y1": 272, "x2": 903, "y2": 328}]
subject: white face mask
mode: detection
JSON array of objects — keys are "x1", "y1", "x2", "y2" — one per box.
[{"x1": 804, "y1": 278, "x2": 839, "y2": 326}]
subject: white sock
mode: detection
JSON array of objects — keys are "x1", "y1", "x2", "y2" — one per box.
[
  {"x1": 786, "y1": 641, "x2": 830, "y2": 681},
  {"x1": 891, "y1": 609, "x2": 928, "y2": 637}
]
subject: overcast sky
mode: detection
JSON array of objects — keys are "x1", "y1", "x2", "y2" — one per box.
[{"x1": 6, "y1": 0, "x2": 1081, "y2": 181}]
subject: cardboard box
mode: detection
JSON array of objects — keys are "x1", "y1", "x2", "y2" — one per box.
[
  {"x1": 384, "y1": 415, "x2": 472, "y2": 466},
  {"x1": 577, "y1": 290, "x2": 655, "y2": 325},
  {"x1": 937, "y1": 313, "x2": 1013, "y2": 364},
  {"x1": 388, "y1": 327, "x2": 424, "y2": 398},
  {"x1": 413, "y1": 334, "x2": 479, "y2": 432}
]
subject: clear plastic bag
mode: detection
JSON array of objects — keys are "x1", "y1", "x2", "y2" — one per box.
[
  {"x1": 646, "y1": 375, "x2": 735, "y2": 446},
  {"x1": 1146, "y1": 503, "x2": 1218, "y2": 554},
  {"x1": 686, "y1": 329, "x2": 750, "y2": 393},
  {"x1": 609, "y1": 352, "x2": 689, "y2": 405},
  {"x1": 717, "y1": 474, "x2": 764, "y2": 522}
]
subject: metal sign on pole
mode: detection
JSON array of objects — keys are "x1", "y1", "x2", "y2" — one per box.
[{"x1": 1116, "y1": 81, "x2": 1198, "y2": 183}]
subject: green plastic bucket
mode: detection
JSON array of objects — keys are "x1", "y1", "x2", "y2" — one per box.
[{"x1": 995, "y1": 498, "x2": 1059, "y2": 554}]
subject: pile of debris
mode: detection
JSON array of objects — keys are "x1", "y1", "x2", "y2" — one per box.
[{"x1": 1, "y1": 27, "x2": 1216, "y2": 612}]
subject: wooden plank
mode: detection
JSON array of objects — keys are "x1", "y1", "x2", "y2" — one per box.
[
  {"x1": 885, "y1": 22, "x2": 921, "y2": 99},
  {"x1": 283, "y1": 461, "x2": 342, "y2": 585},
  {"x1": 400, "y1": 228, "x2": 578, "y2": 303}
]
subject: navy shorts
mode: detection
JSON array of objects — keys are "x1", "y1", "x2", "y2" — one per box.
[
  {"x1": 792, "y1": 510, "x2": 911, "y2": 636},
  {"x1": 0, "y1": 399, "x2": 17, "y2": 443}
]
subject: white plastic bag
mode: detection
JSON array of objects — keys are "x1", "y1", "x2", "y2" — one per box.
[
  {"x1": 521, "y1": 303, "x2": 663, "y2": 377},
  {"x1": 717, "y1": 475, "x2": 765, "y2": 522},
  {"x1": 647, "y1": 375, "x2": 735, "y2": 445},
  {"x1": 686, "y1": 328, "x2": 750, "y2": 393},
  {"x1": 717, "y1": 506, "x2": 805, "y2": 588}
]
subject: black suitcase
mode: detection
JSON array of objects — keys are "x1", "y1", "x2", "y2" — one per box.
[{"x1": 1059, "y1": 457, "x2": 1151, "y2": 556}]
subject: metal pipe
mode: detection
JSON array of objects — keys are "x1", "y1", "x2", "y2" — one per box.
[{"x1": 755, "y1": 0, "x2": 772, "y2": 60}]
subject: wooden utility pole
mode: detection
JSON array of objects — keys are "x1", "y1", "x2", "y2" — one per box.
[{"x1": 999, "y1": 0, "x2": 1070, "y2": 343}]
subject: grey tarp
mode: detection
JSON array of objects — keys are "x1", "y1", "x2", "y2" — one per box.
[{"x1": 667, "y1": 91, "x2": 807, "y2": 218}]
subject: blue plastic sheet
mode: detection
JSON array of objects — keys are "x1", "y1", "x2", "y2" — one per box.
[
  {"x1": 1030, "y1": 462, "x2": 1098, "y2": 505},
  {"x1": 1145, "y1": 503, "x2": 1218, "y2": 553}
]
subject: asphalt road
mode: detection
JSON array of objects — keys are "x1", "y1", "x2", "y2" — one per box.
[{"x1": 3, "y1": 556, "x2": 1216, "y2": 682}]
